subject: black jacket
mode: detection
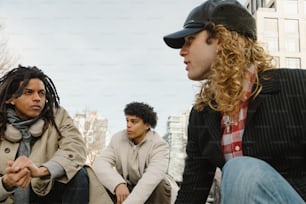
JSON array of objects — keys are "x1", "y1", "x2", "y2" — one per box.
[{"x1": 175, "y1": 68, "x2": 306, "y2": 203}]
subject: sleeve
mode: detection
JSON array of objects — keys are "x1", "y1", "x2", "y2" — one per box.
[
  {"x1": 42, "y1": 160, "x2": 65, "y2": 179},
  {"x1": 175, "y1": 108, "x2": 216, "y2": 204},
  {"x1": 92, "y1": 135, "x2": 126, "y2": 193},
  {"x1": 0, "y1": 177, "x2": 15, "y2": 202},
  {"x1": 124, "y1": 139, "x2": 170, "y2": 204},
  {"x1": 50, "y1": 107, "x2": 87, "y2": 181},
  {"x1": 31, "y1": 107, "x2": 87, "y2": 196}
]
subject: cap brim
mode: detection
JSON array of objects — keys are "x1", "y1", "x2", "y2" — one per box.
[{"x1": 163, "y1": 27, "x2": 204, "y2": 49}]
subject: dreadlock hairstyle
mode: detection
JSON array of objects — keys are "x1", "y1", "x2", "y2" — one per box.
[
  {"x1": 194, "y1": 23, "x2": 274, "y2": 119},
  {"x1": 0, "y1": 65, "x2": 61, "y2": 138}
]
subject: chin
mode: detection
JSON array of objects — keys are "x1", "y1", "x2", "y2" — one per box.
[
  {"x1": 188, "y1": 76, "x2": 202, "y2": 81},
  {"x1": 187, "y1": 74, "x2": 195, "y2": 80}
]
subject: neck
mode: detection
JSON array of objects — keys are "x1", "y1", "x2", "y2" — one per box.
[{"x1": 133, "y1": 130, "x2": 149, "y2": 145}]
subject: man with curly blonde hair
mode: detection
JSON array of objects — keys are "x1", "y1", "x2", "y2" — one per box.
[{"x1": 164, "y1": 0, "x2": 306, "y2": 203}]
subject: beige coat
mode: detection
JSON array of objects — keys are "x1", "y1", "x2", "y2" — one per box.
[
  {"x1": 93, "y1": 130, "x2": 173, "y2": 204},
  {"x1": 0, "y1": 106, "x2": 112, "y2": 204},
  {"x1": 86, "y1": 166, "x2": 113, "y2": 204}
]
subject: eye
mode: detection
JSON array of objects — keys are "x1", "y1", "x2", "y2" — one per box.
[
  {"x1": 131, "y1": 119, "x2": 139, "y2": 124},
  {"x1": 23, "y1": 89, "x2": 32, "y2": 95},
  {"x1": 38, "y1": 91, "x2": 46, "y2": 97},
  {"x1": 184, "y1": 35, "x2": 195, "y2": 46},
  {"x1": 187, "y1": 36, "x2": 195, "y2": 41}
]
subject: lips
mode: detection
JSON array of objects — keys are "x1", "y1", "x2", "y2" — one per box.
[
  {"x1": 184, "y1": 61, "x2": 190, "y2": 70},
  {"x1": 31, "y1": 105, "x2": 41, "y2": 110}
]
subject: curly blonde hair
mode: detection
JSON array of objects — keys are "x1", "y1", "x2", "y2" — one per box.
[{"x1": 194, "y1": 24, "x2": 274, "y2": 118}]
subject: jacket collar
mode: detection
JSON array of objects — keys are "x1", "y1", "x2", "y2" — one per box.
[
  {"x1": 246, "y1": 69, "x2": 280, "y2": 124},
  {"x1": 203, "y1": 69, "x2": 281, "y2": 143},
  {"x1": 201, "y1": 69, "x2": 281, "y2": 166}
]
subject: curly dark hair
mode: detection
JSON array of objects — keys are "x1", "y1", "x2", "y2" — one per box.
[
  {"x1": 0, "y1": 65, "x2": 61, "y2": 137},
  {"x1": 124, "y1": 102, "x2": 157, "y2": 128}
]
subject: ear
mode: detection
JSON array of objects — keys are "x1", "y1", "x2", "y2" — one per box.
[
  {"x1": 5, "y1": 99, "x2": 15, "y2": 105},
  {"x1": 145, "y1": 123, "x2": 151, "y2": 130}
]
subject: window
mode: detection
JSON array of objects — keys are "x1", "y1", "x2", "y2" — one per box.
[
  {"x1": 263, "y1": 18, "x2": 279, "y2": 52},
  {"x1": 284, "y1": 0, "x2": 299, "y2": 14},
  {"x1": 284, "y1": 19, "x2": 300, "y2": 52},
  {"x1": 286, "y1": 38, "x2": 300, "y2": 52},
  {"x1": 284, "y1": 19, "x2": 299, "y2": 33},
  {"x1": 264, "y1": 37, "x2": 279, "y2": 52},
  {"x1": 285, "y1": 57, "x2": 301, "y2": 68}
]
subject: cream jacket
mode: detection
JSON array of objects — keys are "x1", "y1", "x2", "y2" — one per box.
[
  {"x1": 0, "y1": 106, "x2": 112, "y2": 204},
  {"x1": 93, "y1": 129, "x2": 172, "y2": 204}
]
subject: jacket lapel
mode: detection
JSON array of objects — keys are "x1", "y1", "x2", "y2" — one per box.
[
  {"x1": 205, "y1": 108, "x2": 225, "y2": 166},
  {"x1": 206, "y1": 108, "x2": 222, "y2": 141},
  {"x1": 247, "y1": 70, "x2": 280, "y2": 124},
  {"x1": 137, "y1": 131, "x2": 153, "y2": 173}
]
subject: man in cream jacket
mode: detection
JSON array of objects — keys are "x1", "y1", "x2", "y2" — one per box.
[{"x1": 93, "y1": 102, "x2": 178, "y2": 204}]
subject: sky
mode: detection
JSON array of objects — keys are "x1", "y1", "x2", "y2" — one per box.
[{"x1": 0, "y1": 0, "x2": 246, "y2": 136}]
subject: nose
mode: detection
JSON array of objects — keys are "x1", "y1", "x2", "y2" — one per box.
[
  {"x1": 126, "y1": 121, "x2": 132, "y2": 129},
  {"x1": 180, "y1": 44, "x2": 188, "y2": 57},
  {"x1": 32, "y1": 92, "x2": 41, "y2": 101}
]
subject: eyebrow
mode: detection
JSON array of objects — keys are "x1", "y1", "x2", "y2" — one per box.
[
  {"x1": 126, "y1": 117, "x2": 140, "y2": 121},
  {"x1": 23, "y1": 88, "x2": 46, "y2": 92}
]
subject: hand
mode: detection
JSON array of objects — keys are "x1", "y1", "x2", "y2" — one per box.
[
  {"x1": 11, "y1": 156, "x2": 50, "y2": 177},
  {"x1": 115, "y1": 183, "x2": 129, "y2": 204},
  {"x1": 3, "y1": 160, "x2": 32, "y2": 190}
]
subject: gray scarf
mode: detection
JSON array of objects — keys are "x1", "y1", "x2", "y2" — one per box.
[{"x1": 6, "y1": 108, "x2": 43, "y2": 204}]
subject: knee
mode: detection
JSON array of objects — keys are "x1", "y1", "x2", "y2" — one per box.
[
  {"x1": 146, "y1": 179, "x2": 172, "y2": 203},
  {"x1": 69, "y1": 167, "x2": 89, "y2": 187},
  {"x1": 222, "y1": 156, "x2": 274, "y2": 187},
  {"x1": 154, "y1": 179, "x2": 171, "y2": 195}
]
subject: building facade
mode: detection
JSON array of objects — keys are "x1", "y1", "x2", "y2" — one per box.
[
  {"x1": 73, "y1": 111, "x2": 108, "y2": 164},
  {"x1": 245, "y1": 0, "x2": 306, "y2": 69},
  {"x1": 164, "y1": 110, "x2": 190, "y2": 183}
]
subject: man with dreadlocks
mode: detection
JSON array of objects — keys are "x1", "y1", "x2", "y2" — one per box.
[{"x1": 0, "y1": 65, "x2": 112, "y2": 204}]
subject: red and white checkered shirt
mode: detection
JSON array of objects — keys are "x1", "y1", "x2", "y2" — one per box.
[{"x1": 221, "y1": 65, "x2": 255, "y2": 161}]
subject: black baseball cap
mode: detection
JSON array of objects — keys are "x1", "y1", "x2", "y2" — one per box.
[{"x1": 163, "y1": 0, "x2": 256, "y2": 49}]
